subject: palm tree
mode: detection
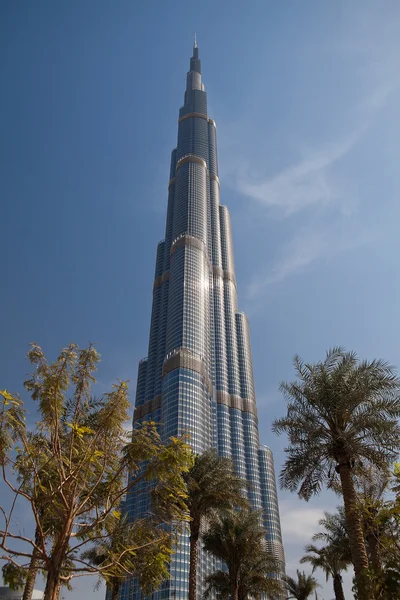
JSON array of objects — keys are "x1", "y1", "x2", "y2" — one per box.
[
  {"x1": 285, "y1": 570, "x2": 320, "y2": 600},
  {"x1": 313, "y1": 508, "x2": 352, "y2": 569},
  {"x1": 313, "y1": 508, "x2": 350, "y2": 553},
  {"x1": 183, "y1": 450, "x2": 247, "y2": 600},
  {"x1": 81, "y1": 513, "x2": 171, "y2": 600},
  {"x1": 301, "y1": 544, "x2": 349, "y2": 600},
  {"x1": 82, "y1": 536, "x2": 123, "y2": 600},
  {"x1": 204, "y1": 553, "x2": 282, "y2": 600},
  {"x1": 273, "y1": 348, "x2": 400, "y2": 598},
  {"x1": 22, "y1": 528, "x2": 42, "y2": 600},
  {"x1": 202, "y1": 508, "x2": 282, "y2": 600},
  {"x1": 354, "y1": 465, "x2": 390, "y2": 574}
]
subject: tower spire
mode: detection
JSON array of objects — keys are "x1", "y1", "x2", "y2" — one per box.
[{"x1": 186, "y1": 34, "x2": 201, "y2": 95}]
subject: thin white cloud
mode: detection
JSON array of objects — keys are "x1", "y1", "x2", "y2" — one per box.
[
  {"x1": 363, "y1": 80, "x2": 398, "y2": 110},
  {"x1": 218, "y1": 4, "x2": 400, "y2": 301},
  {"x1": 234, "y1": 75, "x2": 398, "y2": 217},
  {"x1": 236, "y1": 128, "x2": 364, "y2": 215},
  {"x1": 247, "y1": 232, "x2": 327, "y2": 298},
  {"x1": 280, "y1": 501, "x2": 325, "y2": 542},
  {"x1": 247, "y1": 225, "x2": 376, "y2": 299},
  {"x1": 277, "y1": 499, "x2": 356, "y2": 597},
  {"x1": 234, "y1": 79, "x2": 395, "y2": 296}
]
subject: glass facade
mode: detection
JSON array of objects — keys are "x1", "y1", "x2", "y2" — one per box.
[{"x1": 120, "y1": 42, "x2": 285, "y2": 599}]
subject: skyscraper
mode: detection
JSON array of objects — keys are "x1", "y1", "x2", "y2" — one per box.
[{"x1": 123, "y1": 40, "x2": 285, "y2": 599}]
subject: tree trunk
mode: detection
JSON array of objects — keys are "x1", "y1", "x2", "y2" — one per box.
[
  {"x1": 43, "y1": 546, "x2": 69, "y2": 600},
  {"x1": 333, "y1": 572, "x2": 345, "y2": 600},
  {"x1": 338, "y1": 462, "x2": 371, "y2": 599},
  {"x1": 54, "y1": 581, "x2": 61, "y2": 600},
  {"x1": 188, "y1": 519, "x2": 200, "y2": 600},
  {"x1": 43, "y1": 566, "x2": 60, "y2": 600},
  {"x1": 22, "y1": 529, "x2": 41, "y2": 600},
  {"x1": 43, "y1": 516, "x2": 75, "y2": 600},
  {"x1": 230, "y1": 579, "x2": 239, "y2": 600},
  {"x1": 366, "y1": 531, "x2": 382, "y2": 574}
]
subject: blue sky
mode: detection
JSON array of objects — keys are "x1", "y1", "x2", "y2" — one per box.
[{"x1": 2, "y1": 1, "x2": 400, "y2": 598}]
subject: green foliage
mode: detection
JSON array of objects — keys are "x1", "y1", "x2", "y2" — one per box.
[
  {"x1": 312, "y1": 507, "x2": 352, "y2": 563},
  {"x1": 2, "y1": 562, "x2": 27, "y2": 590},
  {"x1": 203, "y1": 554, "x2": 283, "y2": 600},
  {"x1": 81, "y1": 510, "x2": 174, "y2": 598},
  {"x1": 273, "y1": 348, "x2": 400, "y2": 599},
  {"x1": 392, "y1": 462, "x2": 400, "y2": 494},
  {"x1": 0, "y1": 343, "x2": 193, "y2": 600},
  {"x1": 307, "y1": 478, "x2": 400, "y2": 600},
  {"x1": 284, "y1": 570, "x2": 320, "y2": 600},
  {"x1": 361, "y1": 465, "x2": 400, "y2": 599},
  {"x1": 183, "y1": 450, "x2": 248, "y2": 600},
  {"x1": 202, "y1": 508, "x2": 283, "y2": 600},
  {"x1": 301, "y1": 543, "x2": 349, "y2": 600},
  {"x1": 301, "y1": 544, "x2": 350, "y2": 581},
  {"x1": 184, "y1": 450, "x2": 248, "y2": 525},
  {"x1": 0, "y1": 390, "x2": 26, "y2": 465},
  {"x1": 273, "y1": 348, "x2": 400, "y2": 499}
]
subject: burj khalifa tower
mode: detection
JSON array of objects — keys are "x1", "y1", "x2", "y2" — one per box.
[{"x1": 123, "y1": 40, "x2": 285, "y2": 599}]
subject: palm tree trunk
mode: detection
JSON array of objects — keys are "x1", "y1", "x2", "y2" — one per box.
[
  {"x1": 338, "y1": 462, "x2": 371, "y2": 599},
  {"x1": 366, "y1": 531, "x2": 382, "y2": 574},
  {"x1": 189, "y1": 520, "x2": 200, "y2": 600},
  {"x1": 333, "y1": 572, "x2": 345, "y2": 600},
  {"x1": 230, "y1": 579, "x2": 239, "y2": 600},
  {"x1": 22, "y1": 529, "x2": 41, "y2": 600}
]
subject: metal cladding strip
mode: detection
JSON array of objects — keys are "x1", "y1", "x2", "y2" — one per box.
[
  {"x1": 170, "y1": 232, "x2": 206, "y2": 254},
  {"x1": 155, "y1": 241, "x2": 165, "y2": 279},
  {"x1": 213, "y1": 277, "x2": 229, "y2": 392},
  {"x1": 210, "y1": 173, "x2": 219, "y2": 184},
  {"x1": 153, "y1": 270, "x2": 170, "y2": 289},
  {"x1": 178, "y1": 111, "x2": 208, "y2": 123},
  {"x1": 154, "y1": 274, "x2": 170, "y2": 397},
  {"x1": 207, "y1": 120, "x2": 218, "y2": 177},
  {"x1": 170, "y1": 233, "x2": 212, "y2": 271},
  {"x1": 163, "y1": 160, "x2": 176, "y2": 272},
  {"x1": 216, "y1": 403, "x2": 232, "y2": 458},
  {"x1": 223, "y1": 278, "x2": 241, "y2": 395},
  {"x1": 218, "y1": 203, "x2": 241, "y2": 396},
  {"x1": 212, "y1": 265, "x2": 236, "y2": 285},
  {"x1": 169, "y1": 148, "x2": 177, "y2": 180},
  {"x1": 162, "y1": 348, "x2": 213, "y2": 394},
  {"x1": 144, "y1": 285, "x2": 162, "y2": 402},
  {"x1": 235, "y1": 312, "x2": 256, "y2": 401},
  {"x1": 175, "y1": 153, "x2": 207, "y2": 171},
  {"x1": 216, "y1": 390, "x2": 258, "y2": 419},
  {"x1": 219, "y1": 205, "x2": 235, "y2": 274},
  {"x1": 258, "y1": 446, "x2": 285, "y2": 565},
  {"x1": 134, "y1": 394, "x2": 162, "y2": 420},
  {"x1": 223, "y1": 270, "x2": 236, "y2": 285},
  {"x1": 134, "y1": 358, "x2": 148, "y2": 408},
  {"x1": 142, "y1": 241, "x2": 166, "y2": 400},
  {"x1": 209, "y1": 177, "x2": 222, "y2": 267}
]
